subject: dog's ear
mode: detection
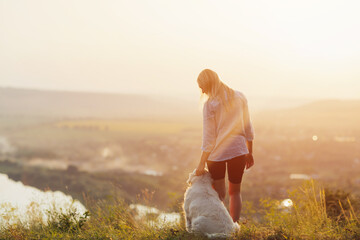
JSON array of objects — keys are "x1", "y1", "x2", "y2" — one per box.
[
  {"x1": 187, "y1": 169, "x2": 197, "y2": 185},
  {"x1": 186, "y1": 173, "x2": 194, "y2": 185}
]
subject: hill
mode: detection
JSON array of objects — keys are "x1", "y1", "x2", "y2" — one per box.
[
  {"x1": 0, "y1": 87, "x2": 198, "y2": 119},
  {"x1": 255, "y1": 99, "x2": 360, "y2": 133},
  {"x1": 294, "y1": 99, "x2": 360, "y2": 113}
]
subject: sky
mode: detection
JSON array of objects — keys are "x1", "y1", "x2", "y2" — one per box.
[{"x1": 1, "y1": 0, "x2": 360, "y2": 100}]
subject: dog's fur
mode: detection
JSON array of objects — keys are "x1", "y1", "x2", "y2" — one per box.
[{"x1": 183, "y1": 169, "x2": 240, "y2": 238}]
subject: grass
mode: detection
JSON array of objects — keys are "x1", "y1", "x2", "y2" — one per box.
[{"x1": 1, "y1": 180, "x2": 359, "y2": 240}]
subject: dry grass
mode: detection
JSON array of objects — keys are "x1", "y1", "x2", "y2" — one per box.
[{"x1": 1, "y1": 180, "x2": 359, "y2": 240}]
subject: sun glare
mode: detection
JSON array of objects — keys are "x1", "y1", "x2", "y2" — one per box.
[{"x1": 281, "y1": 199, "x2": 294, "y2": 208}]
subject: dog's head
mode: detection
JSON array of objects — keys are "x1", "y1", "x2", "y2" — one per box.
[{"x1": 187, "y1": 169, "x2": 212, "y2": 185}]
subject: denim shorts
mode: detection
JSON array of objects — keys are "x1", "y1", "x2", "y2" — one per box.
[{"x1": 206, "y1": 155, "x2": 247, "y2": 184}]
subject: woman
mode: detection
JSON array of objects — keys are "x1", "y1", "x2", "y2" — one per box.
[{"x1": 195, "y1": 69, "x2": 254, "y2": 223}]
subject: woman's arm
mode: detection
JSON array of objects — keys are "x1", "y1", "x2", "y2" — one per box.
[
  {"x1": 195, "y1": 151, "x2": 211, "y2": 175},
  {"x1": 196, "y1": 102, "x2": 216, "y2": 175},
  {"x1": 246, "y1": 140, "x2": 253, "y2": 154},
  {"x1": 246, "y1": 140, "x2": 254, "y2": 169},
  {"x1": 242, "y1": 94, "x2": 254, "y2": 169}
]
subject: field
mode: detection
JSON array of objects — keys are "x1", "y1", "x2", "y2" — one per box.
[
  {"x1": 55, "y1": 119, "x2": 196, "y2": 134},
  {"x1": 1, "y1": 95, "x2": 360, "y2": 239}
]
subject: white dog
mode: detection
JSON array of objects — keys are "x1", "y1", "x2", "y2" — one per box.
[{"x1": 183, "y1": 169, "x2": 240, "y2": 238}]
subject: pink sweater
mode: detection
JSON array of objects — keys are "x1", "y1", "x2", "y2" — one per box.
[{"x1": 201, "y1": 91, "x2": 254, "y2": 161}]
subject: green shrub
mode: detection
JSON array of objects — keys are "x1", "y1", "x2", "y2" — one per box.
[
  {"x1": 47, "y1": 209, "x2": 90, "y2": 233},
  {"x1": 1, "y1": 181, "x2": 359, "y2": 239}
]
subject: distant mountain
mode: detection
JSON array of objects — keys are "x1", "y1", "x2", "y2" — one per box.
[
  {"x1": 293, "y1": 99, "x2": 360, "y2": 113},
  {"x1": 247, "y1": 96, "x2": 314, "y2": 112},
  {"x1": 256, "y1": 99, "x2": 360, "y2": 131},
  {"x1": 0, "y1": 87, "x2": 199, "y2": 119}
]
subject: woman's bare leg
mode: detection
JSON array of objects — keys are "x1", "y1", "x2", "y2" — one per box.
[
  {"x1": 229, "y1": 182, "x2": 241, "y2": 222},
  {"x1": 212, "y1": 178, "x2": 226, "y2": 201}
]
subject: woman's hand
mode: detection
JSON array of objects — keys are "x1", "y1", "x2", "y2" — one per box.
[
  {"x1": 195, "y1": 162, "x2": 206, "y2": 176},
  {"x1": 245, "y1": 153, "x2": 254, "y2": 169},
  {"x1": 196, "y1": 151, "x2": 211, "y2": 176}
]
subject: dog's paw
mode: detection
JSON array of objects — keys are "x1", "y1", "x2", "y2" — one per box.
[{"x1": 234, "y1": 222, "x2": 240, "y2": 231}]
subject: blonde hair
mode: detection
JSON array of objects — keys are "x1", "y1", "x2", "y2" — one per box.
[{"x1": 197, "y1": 69, "x2": 235, "y2": 111}]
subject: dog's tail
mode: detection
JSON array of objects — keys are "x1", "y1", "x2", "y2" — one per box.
[
  {"x1": 204, "y1": 232, "x2": 229, "y2": 239},
  {"x1": 205, "y1": 223, "x2": 240, "y2": 238}
]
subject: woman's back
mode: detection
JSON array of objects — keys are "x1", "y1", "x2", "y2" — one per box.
[{"x1": 202, "y1": 90, "x2": 254, "y2": 161}]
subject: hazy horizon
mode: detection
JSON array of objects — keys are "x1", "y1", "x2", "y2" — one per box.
[
  {"x1": 1, "y1": 84, "x2": 358, "y2": 102},
  {"x1": 1, "y1": 0, "x2": 360, "y2": 100},
  {"x1": 1, "y1": 85, "x2": 359, "y2": 118}
]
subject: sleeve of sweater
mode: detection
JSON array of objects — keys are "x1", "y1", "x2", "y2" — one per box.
[
  {"x1": 201, "y1": 101, "x2": 217, "y2": 153},
  {"x1": 242, "y1": 95, "x2": 255, "y2": 141}
]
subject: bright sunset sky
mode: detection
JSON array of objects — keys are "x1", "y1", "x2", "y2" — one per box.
[{"x1": 1, "y1": 0, "x2": 359, "y2": 99}]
